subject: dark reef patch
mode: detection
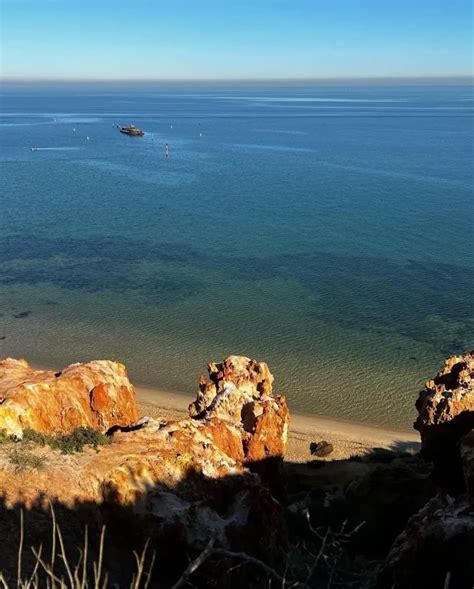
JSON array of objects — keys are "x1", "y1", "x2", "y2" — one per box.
[
  {"x1": 0, "y1": 233, "x2": 473, "y2": 353},
  {"x1": 13, "y1": 311, "x2": 32, "y2": 319}
]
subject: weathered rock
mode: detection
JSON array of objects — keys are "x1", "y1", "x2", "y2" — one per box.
[
  {"x1": 377, "y1": 494, "x2": 474, "y2": 589},
  {"x1": 0, "y1": 356, "x2": 290, "y2": 585},
  {"x1": 414, "y1": 352, "x2": 474, "y2": 490},
  {"x1": 189, "y1": 355, "x2": 290, "y2": 464},
  {"x1": 0, "y1": 415, "x2": 286, "y2": 585},
  {"x1": 0, "y1": 358, "x2": 138, "y2": 438},
  {"x1": 310, "y1": 440, "x2": 334, "y2": 457}
]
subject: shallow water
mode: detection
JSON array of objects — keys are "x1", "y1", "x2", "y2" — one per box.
[{"x1": 1, "y1": 82, "x2": 473, "y2": 428}]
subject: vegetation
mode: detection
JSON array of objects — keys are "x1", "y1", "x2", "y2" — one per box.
[
  {"x1": 1, "y1": 507, "x2": 155, "y2": 589},
  {"x1": 22, "y1": 427, "x2": 112, "y2": 454},
  {"x1": 2, "y1": 506, "x2": 370, "y2": 589},
  {"x1": 9, "y1": 449, "x2": 46, "y2": 472}
]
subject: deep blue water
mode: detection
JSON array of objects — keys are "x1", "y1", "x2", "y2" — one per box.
[{"x1": 1, "y1": 82, "x2": 473, "y2": 428}]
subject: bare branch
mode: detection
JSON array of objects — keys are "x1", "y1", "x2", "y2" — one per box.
[{"x1": 171, "y1": 539, "x2": 216, "y2": 589}]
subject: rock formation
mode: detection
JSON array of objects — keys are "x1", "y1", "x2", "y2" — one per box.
[
  {"x1": 414, "y1": 351, "x2": 474, "y2": 489},
  {"x1": 2, "y1": 350, "x2": 473, "y2": 587},
  {"x1": 378, "y1": 353, "x2": 474, "y2": 587},
  {"x1": 0, "y1": 355, "x2": 289, "y2": 585},
  {"x1": 190, "y1": 355, "x2": 290, "y2": 464},
  {"x1": 0, "y1": 358, "x2": 138, "y2": 438}
]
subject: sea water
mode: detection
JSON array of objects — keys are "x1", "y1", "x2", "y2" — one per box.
[{"x1": 1, "y1": 82, "x2": 473, "y2": 428}]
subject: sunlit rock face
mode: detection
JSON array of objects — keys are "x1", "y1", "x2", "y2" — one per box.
[
  {"x1": 0, "y1": 358, "x2": 138, "y2": 438},
  {"x1": 414, "y1": 352, "x2": 474, "y2": 489},
  {"x1": 190, "y1": 355, "x2": 290, "y2": 464}
]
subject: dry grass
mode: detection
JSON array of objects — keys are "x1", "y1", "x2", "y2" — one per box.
[
  {"x1": 0, "y1": 505, "x2": 155, "y2": 589},
  {"x1": 8, "y1": 449, "x2": 46, "y2": 472},
  {"x1": 0, "y1": 502, "x2": 370, "y2": 589}
]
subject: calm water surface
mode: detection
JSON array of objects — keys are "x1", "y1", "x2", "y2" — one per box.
[{"x1": 1, "y1": 82, "x2": 473, "y2": 428}]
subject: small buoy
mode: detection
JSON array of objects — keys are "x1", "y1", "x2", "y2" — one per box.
[
  {"x1": 170, "y1": 124, "x2": 173, "y2": 129},
  {"x1": 86, "y1": 136, "x2": 90, "y2": 141},
  {"x1": 73, "y1": 128, "x2": 76, "y2": 132},
  {"x1": 199, "y1": 132, "x2": 202, "y2": 137}
]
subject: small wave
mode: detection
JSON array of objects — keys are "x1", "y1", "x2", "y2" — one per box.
[
  {"x1": 254, "y1": 129, "x2": 309, "y2": 135},
  {"x1": 30, "y1": 147, "x2": 81, "y2": 151},
  {"x1": 0, "y1": 121, "x2": 51, "y2": 127},
  {"x1": 57, "y1": 117, "x2": 102, "y2": 124},
  {"x1": 230, "y1": 143, "x2": 317, "y2": 153},
  {"x1": 159, "y1": 94, "x2": 407, "y2": 103},
  {"x1": 250, "y1": 97, "x2": 407, "y2": 103}
]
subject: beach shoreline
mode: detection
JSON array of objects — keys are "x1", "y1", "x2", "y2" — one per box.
[
  {"x1": 27, "y1": 360, "x2": 421, "y2": 462},
  {"x1": 135, "y1": 383, "x2": 420, "y2": 463}
]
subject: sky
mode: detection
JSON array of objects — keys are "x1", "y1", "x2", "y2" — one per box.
[{"x1": 1, "y1": 0, "x2": 472, "y2": 80}]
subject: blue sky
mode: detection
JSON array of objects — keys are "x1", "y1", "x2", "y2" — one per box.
[{"x1": 1, "y1": 0, "x2": 472, "y2": 80}]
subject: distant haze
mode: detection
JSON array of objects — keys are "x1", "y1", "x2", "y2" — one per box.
[{"x1": 1, "y1": 0, "x2": 472, "y2": 80}]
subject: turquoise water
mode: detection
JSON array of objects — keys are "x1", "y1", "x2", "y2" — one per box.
[{"x1": 1, "y1": 82, "x2": 473, "y2": 428}]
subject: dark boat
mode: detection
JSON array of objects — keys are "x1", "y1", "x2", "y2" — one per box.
[{"x1": 119, "y1": 125, "x2": 144, "y2": 137}]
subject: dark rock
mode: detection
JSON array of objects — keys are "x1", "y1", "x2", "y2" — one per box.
[
  {"x1": 310, "y1": 441, "x2": 334, "y2": 457},
  {"x1": 377, "y1": 494, "x2": 474, "y2": 589}
]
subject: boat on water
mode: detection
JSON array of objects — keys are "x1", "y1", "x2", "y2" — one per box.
[{"x1": 119, "y1": 124, "x2": 144, "y2": 137}]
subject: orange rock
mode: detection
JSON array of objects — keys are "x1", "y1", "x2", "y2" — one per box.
[
  {"x1": 189, "y1": 355, "x2": 289, "y2": 464},
  {"x1": 0, "y1": 358, "x2": 138, "y2": 438}
]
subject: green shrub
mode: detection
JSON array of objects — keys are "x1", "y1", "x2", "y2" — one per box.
[
  {"x1": 22, "y1": 429, "x2": 50, "y2": 445},
  {"x1": 0, "y1": 432, "x2": 11, "y2": 445},
  {"x1": 22, "y1": 427, "x2": 112, "y2": 454},
  {"x1": 51, "y1": 427, "x2": 112, "y2": 454}
]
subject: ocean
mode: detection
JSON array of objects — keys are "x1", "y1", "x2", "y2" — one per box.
[{"x1": 1, "y1": 81, "x2": 473, "y2": 429}]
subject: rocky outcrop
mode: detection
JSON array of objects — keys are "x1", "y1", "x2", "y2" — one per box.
[
  {"x1": 0, "y1": 414, "x2": 286, "y2": 585},
  {"x1": 190, "y1": 355, "x2": 289, "y2": 464},
  {"x1": 0, "y1": 355, "x2": 289, "y2": 585},
  {"x1": 378, "y1": 352, "x2": 474, "y2": 588},
  {"x1": 0, "y1": 417, "x2": 285, "y2": 555},
  {"x1": 0, "y1": 358, "x2": 138, "y2": 438},
  {"x1": 414, "y1": 352, "x2": 474, "y2": 489}
]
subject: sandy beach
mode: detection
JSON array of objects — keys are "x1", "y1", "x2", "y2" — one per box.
[{"x1": 136, "y1": 385, "x2": 421, "y2": 463}]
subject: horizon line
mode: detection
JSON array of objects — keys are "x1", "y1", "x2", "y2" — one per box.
[{"x1": 2, "y1": 75, "x2": 473, "y2": 85}]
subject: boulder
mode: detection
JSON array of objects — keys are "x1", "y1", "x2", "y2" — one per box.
[
  {"x1": 414, "y1": 352, "x2": 474, "y2": 490},
  {"x1": 0, "y1": 358, "x2": 138, "y2": 438},
  {"x1": 310, "y1": 440, "x2": 334, "y2": 457}
]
